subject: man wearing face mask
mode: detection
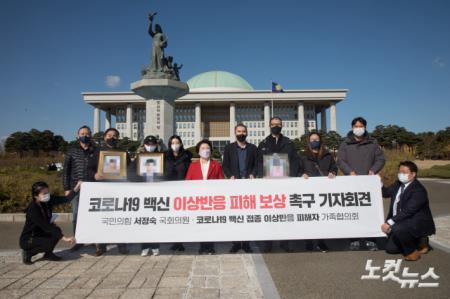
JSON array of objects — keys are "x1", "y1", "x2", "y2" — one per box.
[
  {"x1": 94, "y1": 128, "x2": 130, "y2": 256},
  {"x1": 337, "y1": 116, "x2": 385, "y2": 251},
  {"x1": 257, "y1": 116, "x2": 300, "y2": 253},
  {"x1": 381, "y1": 161, "x2": 435, "y2": 261},
  {"x1": 222, "y1": 124, "x2": 258, "y2": 253},
  {"x1": 138, "y1": 135, "x2": 159, "y2": 155},
  {"x1": 337, "y1": 117, "x2": 385, "y2": 176},
  {"x1": 62, "y1": 125, "x2": 98, "y2": 252}
]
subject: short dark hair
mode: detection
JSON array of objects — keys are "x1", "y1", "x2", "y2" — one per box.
[
  {"x1": 145, "y1": 159, "x2": 156, "y2": 165},
  {"x1": 235, "y1": 123, "x2": 247, "y2": 131},
  {"x1": 351, "y1": 117, "x2": 367, "y2": 127},
  {"x1": 32, "y1": 181, "x2": 49, "y2": 199},
  {"x1": 270, "y1": 116, "x2": 283, "y2": 125},
  {"x1": 195, "y1": 139, "x2": 213, "y2": 154},
  {"x1": 78, "y1": 125, "x2": 91, "y2": 135},
  {"x1": 104, "y1": 128, "x2": 120, "y2": 138},
  {"x1": 399, "y1": 161, "x2": 418, "y2": 174}
]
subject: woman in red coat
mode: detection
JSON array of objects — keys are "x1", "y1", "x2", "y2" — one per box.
[
  {"x1": 185, "y1": 140, "x2": 224, "y2": 181},
  {"x1": 185, "y1": 139, "x2": 224, "y2": 254}
]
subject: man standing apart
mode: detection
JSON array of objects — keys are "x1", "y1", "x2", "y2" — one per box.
[{"x1": 337, "y1": 117, "x2": 385, "y2": 250}]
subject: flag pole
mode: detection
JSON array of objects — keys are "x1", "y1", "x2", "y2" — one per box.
[{"x1": 270, "y1": 80, "x2": 274, "y2": 118}]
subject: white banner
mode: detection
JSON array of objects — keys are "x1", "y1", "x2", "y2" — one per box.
[{"x1": 75, "y1": 176, "x2": 385, "y2": 243}]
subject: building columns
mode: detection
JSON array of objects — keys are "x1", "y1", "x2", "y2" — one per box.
[
  {"x1": 330, "y1": 102, "x2": 337, "y2": 131},
  {"x1": 195, "y1": 102, "x2": 202, "y2": 142},
  {"x1": 105, "y1": 109, "x2": 111, "y2": 131},
  {"x1": 264, "y1": 102, "x2": 271, "y2": 136},
  {"x1": 320, "y1": 107, "x2": 327, "y2": 132},
  {"x1": 126, "y1": 104, "x2": 133, "y2": 139},
  {"x1": 93, "y1": 107, "x2": 100, "y2": 134},
  {"x1": 297, "y1": 101, "x2": 305, "y2": 136},
  {"x1": 229, "y1": 102, "x2": 236, "y2": 142}
]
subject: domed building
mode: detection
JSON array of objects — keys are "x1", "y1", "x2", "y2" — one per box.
[{"x1": 83, "y1": 70, "x2": 346, "y2": 152}]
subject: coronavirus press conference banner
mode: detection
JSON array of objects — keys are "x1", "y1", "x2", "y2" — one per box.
[{"x1": 75, "y1": 176, "x2": 385, "y2": 243}]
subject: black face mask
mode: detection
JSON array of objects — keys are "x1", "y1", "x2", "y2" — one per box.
[
  {"x1": 106, "y1": 138, "x2": 118, "y2": 148},
  {"x1": 236, "y1": 134, "x2": 247, "y2": 142},
  {"x1": 270, "y1": 126, "x2": 282, "y2": 135}
]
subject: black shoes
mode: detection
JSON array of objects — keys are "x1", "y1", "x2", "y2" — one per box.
[
  {"x1": 118, "y1": 246, "x2": 129, "y2": 255},
  {"x1": 316, "y1": 243, "x2": 329, "y2": 253},
  {"x1": 198, "y1": 248, "x2": 215, "y2": 255},
  {"x1": 22, "y1": 250, "x2": 32, "y2": 265},
  {"x1": 43, "y1": 252, "x2": 62, "y2": 261},
  {"x1": 230, "y1": 244, "x2": 253, "y2": 253},
  {"x1": 170, "y1": 244, "x2": 185, "y2": 251}
]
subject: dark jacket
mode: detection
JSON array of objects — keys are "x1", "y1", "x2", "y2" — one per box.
[
  {"x1": 19, "y1": 196, "x2": 70, "y2": 248},
  {"x1": 299, "y1": 151, "x2": 338, "y2": 177},
  {"x1": 222, "y1": 142, "x2": 258, "y2": 179},
  {"x1": 164, "y1": 149, "x2": 192, "y2": 181},
  {"x1": 63, "y1": 143, "x2": 98, "y2": 191},
  {"x1": 257, "y1": 134, "x2": 300, "y2": 177},
  {"x1": 337, "y1": 131, "x2": 385, "y2": 175},
  {"x1": 383, "y1": 179, "x2": 436, "y2": 237}
]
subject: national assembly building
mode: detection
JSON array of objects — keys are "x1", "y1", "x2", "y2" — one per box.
[{"x1": 83, "y1": 70, "x2": 347, "y2": 153}]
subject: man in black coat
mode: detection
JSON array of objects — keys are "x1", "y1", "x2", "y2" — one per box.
[
  {"x1": 63, "y1": 125, "x2": 98, "y2": 251},
  {"x1": 222, "y1": 124, "x2": 258, "y2": 253},
  {"x1": 257, "y1": 117, "x2": 300, "y2": 252},
  {"x1": 381, "y1": 161, "x2": 436, "y2": 261}
]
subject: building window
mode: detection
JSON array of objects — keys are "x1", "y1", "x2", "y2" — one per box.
[{"x1": 116, "y1": 107, "x2": 126, "y2": 123}]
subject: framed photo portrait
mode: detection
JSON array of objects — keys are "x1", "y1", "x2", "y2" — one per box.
[
  {"x1": 263, "y1": 153, "x2": 290, "y2": 178},
  {"x1": 136, "y1": 153, "x2": 164, "y2": 178},
  {"x1": 98, "y1": 151, "x2": 127, "y2": 180}
]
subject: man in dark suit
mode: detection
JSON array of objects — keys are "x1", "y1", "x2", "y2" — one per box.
[
  {"x1": 222, "y1": 123, "x2": 258, "y2": 253},
  {"x1": 381, "y1": 161, "x2": 436, "y2": 261},
  {"x1": 256, "y1": 116, "x2": 300, "y2": 252}
]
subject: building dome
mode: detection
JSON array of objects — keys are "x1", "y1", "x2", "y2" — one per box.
[{"x1": 187, "y1": 70, "x2": 253, "y2": 92}]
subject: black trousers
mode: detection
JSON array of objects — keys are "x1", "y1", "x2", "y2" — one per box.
[
  {"x1": 199, "y1": 242, "x2": 215, "y2": 251},
  {"x1": 385, "y1": 223, "x2": 420, "y2": 256},
  {"x1": 232, "y1": 241, "x2": 251, "y2": 249},
  {"x1": 20, "y1": 235, "x2": 60, "y2": 256}
]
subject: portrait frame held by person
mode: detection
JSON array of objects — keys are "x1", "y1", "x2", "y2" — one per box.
[
  {"x1": 263, "y1": 153, "x2": 290, "y2": 178},
  {"x1": 136, "y1": 153, "x2": 164, "y2": 177},
  {"x1": 97, "y1": 151, "x2": 127, "y2": 180}
]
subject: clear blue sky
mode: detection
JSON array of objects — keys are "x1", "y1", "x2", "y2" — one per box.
[{"x1": 1, "y1": 0, "x2": 449, "y2": 141}]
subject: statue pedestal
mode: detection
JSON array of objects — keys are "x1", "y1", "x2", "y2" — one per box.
[{"x1": 131, "y1": 78, "x2": 189, "y2": 141}]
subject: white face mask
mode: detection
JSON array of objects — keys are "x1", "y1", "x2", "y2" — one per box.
[
  {"x1": 353, "y1": 127, "x2": 365, "y2": 137},
  {"x1": 40, "y1": 193, "x2": 50, "y2": 203},
  {"x1": 144, "y1": 144, "x2": 156, "y2": 152},
  {"x1": 398, "y1": 173, "x2": 410, "y2": 184},
  {"x1": 171, "y1": 144, "x2": 181, "y2": 152},
  {"x1": 199, "y1": 149, "x2": 211, "y2": 159}
]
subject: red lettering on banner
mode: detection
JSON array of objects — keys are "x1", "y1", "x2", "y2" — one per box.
[
  {"x1": 230, "y1": 195, "x2": 257, "y2": 209},
  {"x1": 173, "y1": 195, "x2": 226, "y2": 211},
  {"x1": 259, "y1": 194, "x2": 286, "y2": 209}
]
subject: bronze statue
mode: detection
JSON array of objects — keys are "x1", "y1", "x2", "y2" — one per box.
[
  {"x1": 148, "y1": 13, "x2": 168, "y2": 73},
  {"x1": 140, "y1": 12, "x2": 183, "y2": 81}
]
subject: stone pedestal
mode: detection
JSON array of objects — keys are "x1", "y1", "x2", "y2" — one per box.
[{"x1": 131, "y1": 78, "x2": 189, "y2": 141}]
